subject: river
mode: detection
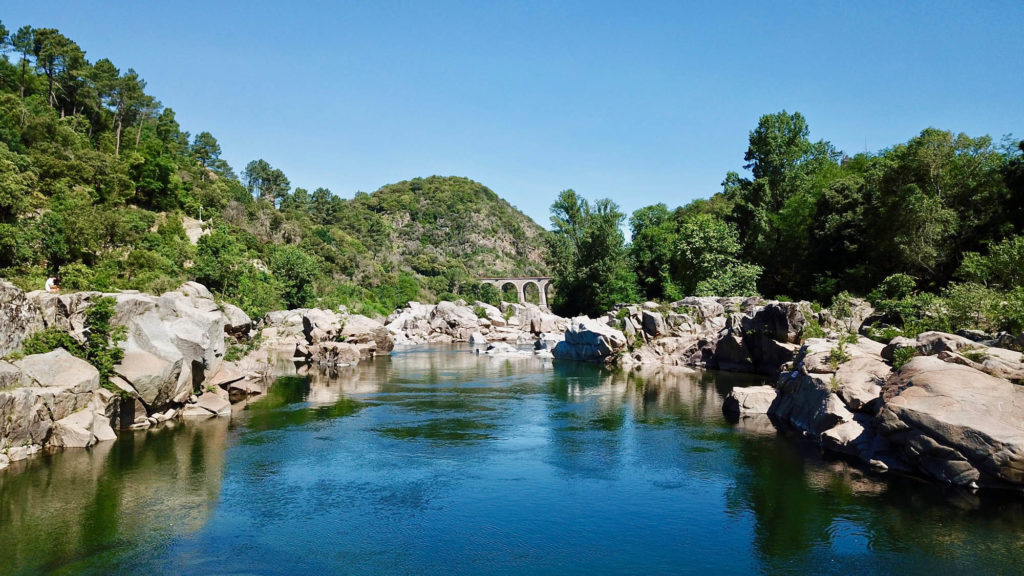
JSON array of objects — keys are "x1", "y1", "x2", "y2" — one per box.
[{"x1": 2, "y1": 345, "x2": 1023, "y2": 575}]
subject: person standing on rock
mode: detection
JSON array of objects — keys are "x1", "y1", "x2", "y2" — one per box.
[{"x1": 45, "y1": 276, "x2": 60, "y2": 293}]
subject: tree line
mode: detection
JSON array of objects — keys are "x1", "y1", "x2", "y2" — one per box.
[{"x1": 547, "y1": 111, "x2": 1024, "y2": 337}]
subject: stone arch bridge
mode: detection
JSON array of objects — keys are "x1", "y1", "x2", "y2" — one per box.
[{"x1": 480, "y1": 277, "x2": 553, "y2": 308}]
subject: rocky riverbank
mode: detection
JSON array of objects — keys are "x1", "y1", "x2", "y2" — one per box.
[
  {"x1": 0, "y1": 282, "x2": 567, "y2": 471},
  {"x1": 543, "y1": 295, "x2": 1024, "y2": 490},
  {"x1": 4, "y1": 281, "x2": 1024, "y2": 492}
]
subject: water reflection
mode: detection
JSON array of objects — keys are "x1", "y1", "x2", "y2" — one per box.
[
  {"x1": 0, "y1": 418, "x2": 229, "y2": 575},
  {"x1": 3, "y1": 345, "x2": 1024, "y2": 575}
]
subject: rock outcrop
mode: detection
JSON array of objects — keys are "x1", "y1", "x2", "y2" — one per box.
[
  {"x1": 0, "y1": 280, "x2": 44, "y2": 357},
  {"x1": 552, "y1": 317, "x2": 628, "y2": 363},
  {"x1": 877, "y1": 356, "x2": 1024, "y2": 488},
  {"x1": 761, "y1": 329, "x2": 1024, "y2": 489}
]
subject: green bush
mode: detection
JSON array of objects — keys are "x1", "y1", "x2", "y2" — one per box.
[
  {"x1": 83, "y1": 297, "x2": 126, "y2": 388},
  {"x1": 58, "y1": 263, "x2": 95, "y2": 291},
  {"x1": 15, "y1": 296, "x2": 125, "y2": 390},
  {"x1": 892, "y1": 346, "x2": 918, "y2": 370},
  {"x1": 18, "y1": 328, "x2": 82, "y2": 358}
]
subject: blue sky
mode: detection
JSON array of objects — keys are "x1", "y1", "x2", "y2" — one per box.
[{"x1": 4, "y1": 1, "x2": 1023, "y2": 228}]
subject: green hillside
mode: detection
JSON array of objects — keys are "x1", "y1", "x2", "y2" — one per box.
[{"x1": 0, "y1": 22, "x2": 548, "y2": 317}]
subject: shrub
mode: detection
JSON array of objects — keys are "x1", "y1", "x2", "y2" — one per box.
[
  {"x1": 83, "y1": 296, "x2": 126, "y2": 388},
  {"x1": 827, "y1": 340, "x2": 851, "y2": 371},
  {"x1": 58, "y1": 263, "x2": 95, "y2": 291},
  {"x1": 802, "y1": 316, "x2": 826, "y2": 339},
  {"x1": 892, "y1": 346, "x2": 918, "y2": 371},
  {"x1": 18, "y1": 328, "x2": 82, "y2": 358}
]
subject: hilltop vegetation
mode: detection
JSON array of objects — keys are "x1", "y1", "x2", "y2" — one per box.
[
  {"x1": 549, "y1": 112, "x2": 1024, "y2": 338},
  {"x1": 0, "y1": 22, "x2": 546, "y2": 317}
]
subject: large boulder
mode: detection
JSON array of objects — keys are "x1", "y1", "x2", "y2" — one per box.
[
  {"x1": 115, "y1": 348, "x2": 183, "y2": 408},
  {"x1": 712, "y1": 335, "x2": 754, "y2": 373},
  {"x1": 769, "y1": 370, "x2": 854, "y2": 436},
  {"x1": 723, "y1": 385, "x2": 777, "y2": 415},
  {"x1": 751, "y1": 303, "x2": 807, "y2": 344},
  {"x1": 309, "y1": 342, "x2": 362, "y2": 367},
  {"x1": 303, "y1": 308, "x2": 344, "y2": 343},
  {"x1": 833, "y1": 355, "x2": 889, "y2": 412},
  {"x1": 675, "y1": 297, "x2": 724, "y2": 321},
  {"x1": 339, "y1": 314, "x2": 395, "y2": 356},
  {"x1": 13, "y1": 348, "x2": 99, "y2": 393},
  {"x1": 0, "y1": 388, "x2": 55, "y2": 446},
  {"x1": 0, "y1": 280, "x2": 45, "y2": 356},
  {"x1": 876, "y1": 356, "x2": 1024, "y2": 487},
  {"x1": 221, "y1": 303, "x2": 252, "y2": 337},
  {"x1": 552, "y1": 317, "x2": 627, "y2": 363},
  {"x1": 641, "y1": 310, "x2": 666, "y2": 338}
]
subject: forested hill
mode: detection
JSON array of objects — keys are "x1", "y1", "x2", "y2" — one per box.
[
  {"x1": 351, "y1": 176, "x2": 548, "y2": 280},
  {"x1": 0, "y1": 21, "x2": 548, "y2": 317}
]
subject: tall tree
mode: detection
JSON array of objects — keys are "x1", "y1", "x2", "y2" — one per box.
[
  {"x1": 11, "y1": 26, "x2": 33, "y2": 98},
  {"x1": 191, "y1": 131, "x2": 221, "y2": 175},
  {"x1": 243, "y1": 159, "x2": 290, "y2": 204},
  {"x1": 31, "y1": 28, "x2": 83, "y2": 110},
  {"x1": 546, "y1": 190, "x2": 637, "y2": 317}
]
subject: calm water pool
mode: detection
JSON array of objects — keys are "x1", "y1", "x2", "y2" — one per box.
[{"x1": 2, "y1": 346, "x2": 1023, "y2": 575}]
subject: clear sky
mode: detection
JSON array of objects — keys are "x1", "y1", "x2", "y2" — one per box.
[{"x1": 4, "y1": 1, "x2": 1023, "y2": 228}]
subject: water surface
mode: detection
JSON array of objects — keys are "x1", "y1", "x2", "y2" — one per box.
[{"x1": 2, "y1": 346, "x2": 1023, "y2": 575}]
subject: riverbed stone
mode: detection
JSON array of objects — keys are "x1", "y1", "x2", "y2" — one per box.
[
  {"x1": 723, "y1": 385, "x2": 777, "y2": 415},
  {"x1": 196, "y1": 393, "x2": 230, "y2": 416},
  {"x1": 552, "y1": 317, "x2": 627, "y2": 363},
  {"x1": 50, "y1": 409, "x2": 96, "y2": 448}
]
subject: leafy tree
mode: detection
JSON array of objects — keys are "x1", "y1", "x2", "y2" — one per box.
[
  {"x1": 629, "y1": 203, "x2": 679, "y2": 300},
  {"x1": 268, "y1": 244, "x2": 320, "y2": 309},
  {"x1": 191, "y1": 131, "x2": 221, "y2": 169},
  {"x1": 10, "y1": 26, "x2": 33, "y2": 98},
  {"x1": 672, "y1": 213, "x2": 761, "y2": 297},
  {"x1": 546, "y1": 190, "x2": 637, "y2": 317},
  {"x1": 243, "y1": 158, "x2": 290, "y2": 204}
]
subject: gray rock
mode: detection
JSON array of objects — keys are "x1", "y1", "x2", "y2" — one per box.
[
  {"x1": 552, "y1": 317, "x2": 628, "y2": 363},
  {"x1": 177, "y1": 281, "x2": 214, "y2": 300},
  {"x1": 723, "y1": 385, "x2": 777, "y2": 415},
  {"x1": 876, "y1": 356, "x2": 1024, "y2": 487},
  {"x1": 50, "y1": 409, "x2": 96, "y2": 448},
  {"x1": 915, "y1": 331, "x2": 978, "y2": 356},
  {"x1": 641, "y1": 310, "x2": 666, "y2": 337},
  {"x1": 339, "y1": 314, "x2": 395, "y2": 355},
  {"x1": 115, "y1": 348, "x2": 182, "y2": 407},
  {"x1": 0, "y1": 279, "x2": 45, "y2": 356},
  {"x1": 675, "y1": 297, "x2": 724, "y2": 321},
  {"x1": 769, "y1": 370, "x2": 854, "y2": 435},
  {"x1": 14, "y1": 348, "x2": 100, "y2": 393},
  {"x1": 309, "y1": 342, "x2": 361, "y2": 367},
  {"x1": 221, "y1": 303, "x2": 252, "y2": 336},
  {"x1": 880, "y1": 336, "x2": 918, "y2": 362},
  {"x1": 751, "y1": 302, "x2": 807, "y2": 344},
  {"x1": 534, "y1": 332, "x2": 565, "y2": 352},
  {"x1": 0, "y1": 360, "x2": 23, "y2": 390},
  {"x1": 196, "y1": 393, "x2": 231, "y2": 416},
  {"x1": 469, "y1": 332, "x2": 488, "y2": 346},
  {"x1": 181, "y1": 405, "x2": 215, "y2": 419}
]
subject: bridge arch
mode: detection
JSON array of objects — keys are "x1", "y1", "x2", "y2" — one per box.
[{"x1": 480, "y1": 277, "x2": 553, "y2": 308}]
